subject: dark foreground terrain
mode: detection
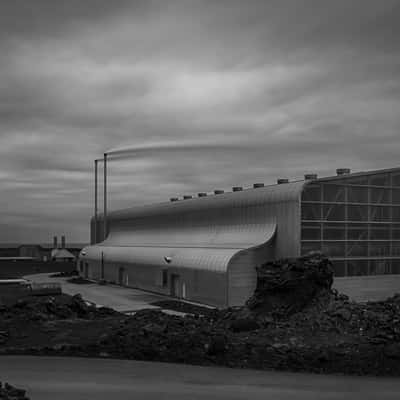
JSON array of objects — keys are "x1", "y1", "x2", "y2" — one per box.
[{"x1": 0, "y1": 253, "x2": 399, "y2": 376}]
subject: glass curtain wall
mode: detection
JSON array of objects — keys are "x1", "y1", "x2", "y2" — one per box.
[{"x1": 301, "y1": 170, "x2": 400, "y2": 276}]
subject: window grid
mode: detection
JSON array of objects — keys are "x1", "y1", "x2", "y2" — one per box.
[{"x1": 301, "y1": 174, "x2": 400, "y2": 276}]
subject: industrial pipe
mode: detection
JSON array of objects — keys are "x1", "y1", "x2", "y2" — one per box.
[
  {"x1": 103, "y1": 153, "x2": 107, "y2": 240},
  {"x1": 94, "y1": 159, "x2": 98, "y2": 244}
]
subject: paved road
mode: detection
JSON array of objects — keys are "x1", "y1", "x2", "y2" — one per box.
[
  {"x1": 334, "y1": 275, "x2": 400, "y2": 302},
  {"x1": 1, "y1": 356, "x2": 399, "y2": 400},
  {"x1": 24, "y1": 273, "x2": 165, "y2": 312}
]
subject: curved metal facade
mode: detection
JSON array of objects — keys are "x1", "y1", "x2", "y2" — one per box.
[{"x1": 80, "y1": 180, "x2": 306, "y2": 306}]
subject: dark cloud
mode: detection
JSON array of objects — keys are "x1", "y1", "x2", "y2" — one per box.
[{"x1": 0, "y1": 0, "x2": 399, "y2": 243}]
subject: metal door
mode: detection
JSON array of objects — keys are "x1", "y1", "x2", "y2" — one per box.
[
  {"x1": 118, "y1": 267, "x2": 126, "y2": 285},
  {"x1": 170, "y1": 274, "x2": 180, "y2": 297}
]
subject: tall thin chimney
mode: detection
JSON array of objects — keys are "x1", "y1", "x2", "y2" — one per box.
[
  {"x1": 61, "y1": 235, "x2": 66, "y2": 249},
  {"x1": 53, "y1": 236, "x2": 58, "y2": 249}
]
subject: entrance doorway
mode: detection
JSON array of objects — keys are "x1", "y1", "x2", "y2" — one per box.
[
  {"x1": 118, "y1": 267, "x2": 128, "y2": 286},
  {"x1": 170, "y1": 274, "x2": 180, "y2": 297}
]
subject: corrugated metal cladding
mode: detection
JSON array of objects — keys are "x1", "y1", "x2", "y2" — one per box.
[{"x1": 81, "y1": 180, "x2": 305, "y2": 307}]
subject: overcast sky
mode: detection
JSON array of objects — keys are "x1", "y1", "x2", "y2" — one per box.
[{"x1": 1, "y1": 0, "x2": 400, "y2": 244}]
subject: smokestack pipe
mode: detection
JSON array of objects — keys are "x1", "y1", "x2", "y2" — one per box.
[
  {"x1": 94, "y1": 159, "x2": 98, "y2": 243},
  {"x1": 103, "y1": 153, "x2": 107, "y2": 240},
  {"x1": 232, "y1": 186, "x2": 243, "y2": 192},
  {"x1": 53, "y1": 236, "x2": 58, "y2": 249},
  {"x1": 253, "y1": 183, "x2": 264, "y2": 188},
  {"x1": 61, "y1": 235, "x2": 66, "y2": 249},
  {"x1": 214, "y1": 190, "x2": 224, "y2": 195}
]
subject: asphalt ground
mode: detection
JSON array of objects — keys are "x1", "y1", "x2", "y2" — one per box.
[
  {"x1": 1, "y1": 356, "x2": 400, "y2": 400},
  {"x1": 24, "y1": 273, "x2": 165, "y2": 312},
  {"x1": 333, "y1": 275, "x2": 400, "y2": 302}
]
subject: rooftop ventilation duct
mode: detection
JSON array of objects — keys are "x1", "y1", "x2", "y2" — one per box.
[
  {"x1": 170, "y1": 197, "x2": 179, "y2": 202},
  {"x1": 232, "y1": 186, "x2": 243, "y2": 192},
  {"x1": 214, "y1": 190, "x2": 224, "y2": 195},
  {"x1": 198, "y1": 192, "x2": 207, "y2": 197},
  {"x1": 277, "y1": 178, "x2": 289, "y2": 184},
  {"x1": 253, "y1": 183, "x2": 264, "y2": 188},
  {"x1": 183, "y1": 195, "x2": 193, "y2": 200},
  {"x1": 304, "y1": 174, "x2": 318, "y2": 180},
  {"x1": 336, "y1": 168, "x2": 351, "y2": 175}
]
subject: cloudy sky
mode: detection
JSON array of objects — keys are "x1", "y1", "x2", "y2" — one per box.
[{"x1": 1, "y1": 0, "x2": 400, "y2": 244}]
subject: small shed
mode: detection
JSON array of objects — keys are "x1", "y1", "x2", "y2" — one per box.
[{"x1": 52, "y1": 248, "x2": 76, "y2": 262}]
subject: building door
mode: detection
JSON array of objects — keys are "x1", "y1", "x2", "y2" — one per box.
[
  {"x1": 84, "y1": 263, "x2": 89, "y2": 278},
  {"x1": 170, "y1": 274, "x2": 180, "y2": 297},
  {"x1": 118, "y1": 267, "x2": 126, "y2": 285}
]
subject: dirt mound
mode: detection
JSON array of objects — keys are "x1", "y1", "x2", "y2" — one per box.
[
  {"x1": 66, "y1": 277, "x2": 92, "y2": 284},
  {"x1": 150, "y1": 300, "x2": 218, "y2": 317},
  {"x1": 49, "y1": 270, "x2": 78, "y2": 278},
  {"x1": 1, "y1": 254, "x2": 400, "y2": 376},
  {"x1": 0, "y1": 382, "x2": 29, "y2": 400},
  {"x1": 0, "y1": 294, "x2": 119, "y2": 321},
  {"x1": 246, "y1": 252, "x2": 334, "y2": 316}
]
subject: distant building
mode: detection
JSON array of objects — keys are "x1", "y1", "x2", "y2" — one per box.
[
  {"x1": 50, "y1": 235, "x2": 76, "y2": 262},
  {"x1": 12, "y1": 236, "x2": 81, "y2": 263},
  {"x1": 51, "y1": 248, "x2": 76, "y2": 262},
  {"x1": 18, "y1": 245, "x2": 50, "y2": 261}
]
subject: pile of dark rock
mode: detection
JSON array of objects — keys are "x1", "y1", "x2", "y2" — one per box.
[
  {"x1": 1, "y1": 252, "x2": 400, "y2": 376},
  {"x1": 150, "y1": 300, "x2": 217, "y2": 317},
  {"x1": 0, "y1": 382, "x2": 29, "y2": 400},
  {"x1": 246, "y1": 251, "x2": 334, "y2": 316},
  {"x1": 0, "y1": 294, "x2": 119, "y2": 321},
  {"x1": 96, "y1": 309, "x2": 227, "y2": 364},
  {"x1": 49, "y1": 270, "x2": 78, "y2": 278},
  {"x1": 91, "y1": 252, "x2": 400, "y2": 375},
  {"x1": 66, "y1": 277, "x2": 92, "y2": 284}
]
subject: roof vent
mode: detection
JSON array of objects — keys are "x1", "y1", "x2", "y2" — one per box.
[
  {"x1": 183, "y1": 195, "x2": 193, "y2": 200},
  {"x1": 253, "y1": 183, "x2": 264, "y2": 188},
  {"x1": 170, "y1": 197, "x2": 179, "y2": 202},
  {"x1": 336, "y1": 168, "x2": 351, "y2": 175},
  {"x1": 232, "y1": 186, "x2": 243, "y2": 192},
  {"x1": 304, "y1": 174, "x2": 318, "y2": 180},
  {"x1": 198, "y1": 192, "x2": 207, "y2": 197},
  {"x1": 214, "y1": 189, "x2": 224, "y2": 195},
  {"x1": 277, "y1": 178, "x2": 289, "y2": 184}
]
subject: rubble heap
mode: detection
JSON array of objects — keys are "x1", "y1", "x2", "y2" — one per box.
[
  {"x1": 0, "y1": 294, "x2": 118, "y2": 321},
  {"x1": 49, "y1": 270, "x2": 78, "y2": 278},
  {"x1": 0, "y1": 253, "x2": 400, "y2": 376},
  {"x1": 0, "y1": 382, "x2": 29, "y2": 400},
  {"x1": 246, "y1": 252, "x2": 334, "y2": 315}
]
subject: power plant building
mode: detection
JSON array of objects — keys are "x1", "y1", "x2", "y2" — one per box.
[{"x1": 79, "y1": 166, "x2": 400, "y2": 307}]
